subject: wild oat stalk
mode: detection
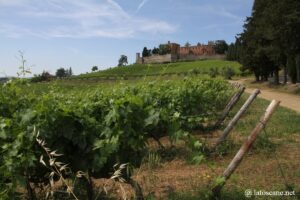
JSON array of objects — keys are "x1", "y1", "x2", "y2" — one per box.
[
  {"x1": 109, "y1": 163, "x2": 129, "y2": 200},
  {"x1": 35, "y1": 128, "x2": 81, "y2": 200}
]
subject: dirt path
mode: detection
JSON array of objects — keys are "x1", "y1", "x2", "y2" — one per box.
[
  {"x1": 245, "y1": 88, "x2": 300, "y2": 113},
  {"x1": 230, "y1": 80, "x2": 300, "y2": 113}
]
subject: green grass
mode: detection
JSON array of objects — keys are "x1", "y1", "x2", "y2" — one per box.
[
  {"x1": 232, "y1": 95, "x2": 300, "y2": 139},
  {"x1": 165, "y1": 96, "x2": 300, "y2": 200},
  {"x1": 76, "y1": 60, "x2": 241, "y2": 78}
]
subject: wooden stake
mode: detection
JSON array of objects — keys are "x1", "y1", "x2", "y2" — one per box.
[
  {"x1": 212, "y1": 100, "x2": 280, "y2": 198},
  {"x1": 214, "y1": 86, "x2": 245, "y2": 128},
  {"x1": 214, "y1": 89, "x2": 260, "y2": 148}
]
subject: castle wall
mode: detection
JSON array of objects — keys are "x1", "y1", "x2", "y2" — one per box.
[
  {"x1": 178, "y1": 54, "x2": 226, "y2": 61},
  {"x1": 138, "y1": 54, "x2": 225, "y2": 64},
  {"x1": 136, "y1": 41, "x2": 223, "y2": 64},
  {"x1": 179, "y1": 45, "x2": 215, "y2": 56},
  {"x1": 170, "y1": 43, "x2": 180, "y2": 55},
  {"x1": 142, "y1": 54, "x2": 173, "y2": 64},
  {"x1": 136, "y1": 57, "x2": 143, "y2": 64}
]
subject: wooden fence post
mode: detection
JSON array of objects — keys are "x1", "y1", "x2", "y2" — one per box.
[
  {"x1": 212, "y1": 100, "x2": 280, "y2": 198},
  {"x1": 213, "y1": 89, "x2": 260, "y2": 149},
  {"x1": 214, "y1": 86, "x2": 245, "y2": 128}
]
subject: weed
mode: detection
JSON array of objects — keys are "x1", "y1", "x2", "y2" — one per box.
[
  {"x1": 252, "y1": 133, "x2": 276, "y2": 153},
  {"x1": 215, "y1": 139, "x2": 236, "y2": 157},
  {"x1": 209, "y1": 67, "x2": 219, "y2": 78},
  {"x1": 142, "y1": 151, "x2": 162, "y2": 170}
]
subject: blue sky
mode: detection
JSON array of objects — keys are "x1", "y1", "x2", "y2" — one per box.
[{"x1": 0, "y1": 0, "x2": 253, "y2": 76}]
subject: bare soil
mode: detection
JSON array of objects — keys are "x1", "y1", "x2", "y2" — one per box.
[
  {"x1": 231, "y1": 79, "x2": 300, "y2": 113},
  {"x1": 246, "y1": 88, "x2": 300, "y2": 113},
  {"x1": 90, "y1": 134, "x2": 300, "y2": 199}
]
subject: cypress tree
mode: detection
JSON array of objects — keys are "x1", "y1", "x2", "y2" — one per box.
[{"x1": 238, "y1": 0, "x2": 300, "y2": 84}]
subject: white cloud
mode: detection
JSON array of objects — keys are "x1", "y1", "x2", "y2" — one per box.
[
  {"x1": 136, "y1": 0, "x2": 149, "y2": 13},
  {"x1": 0, "y1": 0, "x2": 177, "y2": 39}
]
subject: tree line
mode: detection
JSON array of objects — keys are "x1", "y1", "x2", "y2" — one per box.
[
  {"x1": 31, "y1": 67, "x2": 73, "y2": 82},
  {"x1": 142, "y1": 44, "x2": 171, "y2": 57},
  {"x1": 227, "y1": 0, "x2": 300, "y2": 84}
]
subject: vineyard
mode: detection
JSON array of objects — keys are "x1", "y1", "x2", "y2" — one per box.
[
  {"x1": 1, "y1": 0, "x2": 300, "y2": 199},
  {"x1": 76, "y1": 60, "x2": 241, "y2": 79},
  {"x1": 0, "y1": 77, "x2": 237, "y2": 199},
  {"x1": 1, "y1": 74, "x2": 300, "y2": 200}
]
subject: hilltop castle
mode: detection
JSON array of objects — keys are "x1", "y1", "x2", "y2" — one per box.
[{"x1": 136, "y1": 41, "x2": 225, "y2": 64}]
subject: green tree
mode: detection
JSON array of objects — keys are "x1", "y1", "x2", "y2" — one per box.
[
  {"x1": 239, "y1": 0, "x2": 300, "y2": 84},
  {"x1": 31, "y1": 71, "x2": 53, "y2": 82},
  {"x1": 222, "y1": 67, "x2": 235, "y2": 80},
  {"x1": 287, "y1": 56, "x2": 297, "y2": 83},
  {"x1": 142, "y1": 47, "x2": 151, "y2": 57},
  {"x1": 56, "y1": 68, "x2": 66, "y2": 78},
  {"x1": 226, "y1": 43, "x2": 235, "y2": 61},
  {"x1": 67, "y1": 67, "x2": 73, "y2": 76},
  {"x1": 239, "y1": 0, "x2": 277, "y2": 82},
  {"x1": 158, "y1": 44, "x2": 171, "y2": 55},
  {"x1": 118, "y1": 55, "x2": 128, "y2": 67},
  {"x1": 213, "y1": 40, "x2": 228, "y2": 54},
  {"x1": 92, "y1": 66, "x2": 98, "y2": 72},
  {"x1": 152, "y1": 47, "x2": 159, "y2": 55},
  {"x1": 296, "y1": 55, "x2": 300, "y2": 82},
  {"x1": 226, "y1": 39, "x2": 242, "y2": 61},
  {"x1": 185, "y1": 42, "x2": 191, "y2": 48}
]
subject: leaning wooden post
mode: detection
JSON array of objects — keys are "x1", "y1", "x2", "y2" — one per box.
[
  {"x1": 212, "y1": 100, "x2": 280, "y2": 198},
  {"x1": 214, "y1": 86, "x2": 245, "y2": 128},
  {"x1": 213, "y1": 89, "x2": 260, "y2": 149}
]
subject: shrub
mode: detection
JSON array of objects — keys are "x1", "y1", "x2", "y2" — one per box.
[
  {"x1": 209, "y1": 67, "x2": 219, "y2": 78},
  {"x1": 222, "y1": 66, "x2": 235, "y2": 80},
  {"x1": 31, "y1": 71, "x2": 53, "y2": 82}
]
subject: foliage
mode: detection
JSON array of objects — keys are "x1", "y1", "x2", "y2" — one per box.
[
  {"x1": 91, "y1": 66, "x2": 98, "y2": 72},
  {"x1": 68, "y1": 67, "x2": 73, "y2": 76},
  {"x1": 213, "y1": 176, "x2": 226, "y2": 188},
  {"x1": 252, "y1": 134, "x2": 276, "y2": 153},
  {"x1": 118, "y1": 55, "x2": 128, "y2": 67},
  {"x1": 16, "y1": 50, "x2": 32, "y2": 77},
  {"x1": 56, "y1": 67, "x2": 72, "y2": 78},
  {"x1": 209, "y1": 67, "x2": 219, "y2": 78},
  {"x1": 239, "y1": 0, "x2": 300, "y2": 83},
  {"x1": 159, "y1": 44, "x2": 171, "y2": 55},
  {"x1": 221, "y1": 67, "x2": 235, "y2": 80},
  {"x1": 287, "y1": 55, "x2": 297, "y2": 83},
  {"x1": 296, "y1": 54, "x2": 300, "y2": 82},
  {"x1": 142, "y1": 47, "x2": 151, "y2": 57},
  {"x1": 184, "y1": 134, "x2": 208, "y2": 165},
  {"x1": 152, "y1": 47, "x2": 160, "y2": 55},
  {"x1": 226, "y1": 39, "x2": 242, "y2": 61},
  {"x1": 36, "y1": 132, "x2": 80, "y2": 199},
  {"x1": 145, "y1": 151, "x2": 161, "y2": 170},
  {"x1": 185, "y1": 42, "x2": 191, "y2": 48},
  {"x1": 214, "y1": 139, "x2": 235, "y2": 157},
  {"x1": 0, "y1": 77, "x2": 233, "y2": 199},
  {"x1": 213, "y1": 40, "x2": 228, "y2": 54},
  {"x1": 31, "y1": 71, "x2": 53, "y2": 83}
]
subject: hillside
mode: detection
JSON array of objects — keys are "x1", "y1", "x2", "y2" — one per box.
[{"x1": 77, "y1": 60, "x2": 241, "y2": 78}]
